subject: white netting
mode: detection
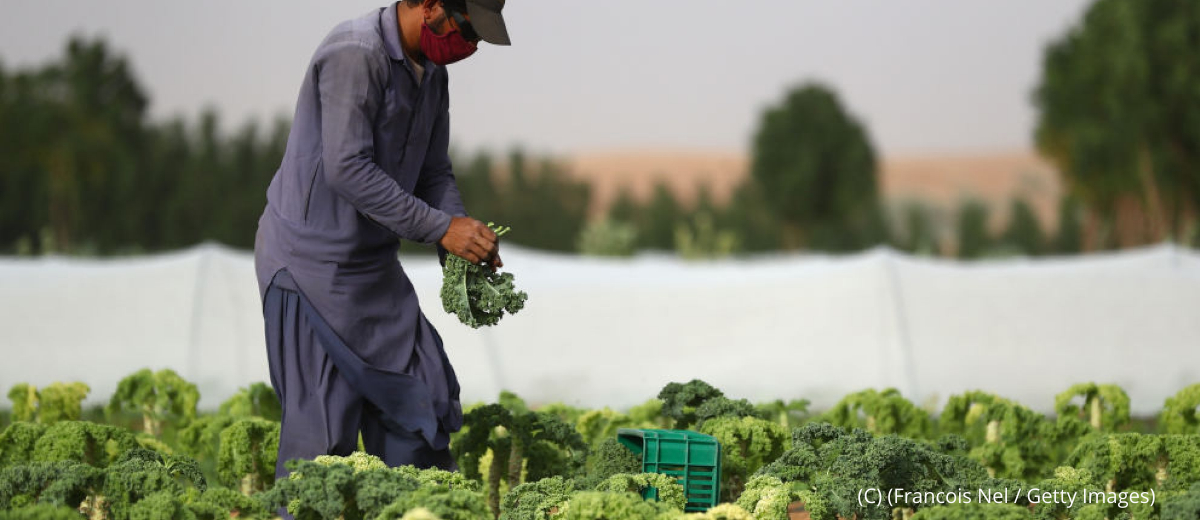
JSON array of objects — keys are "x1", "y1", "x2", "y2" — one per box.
[{"x1": 1, "y1": 243, "x2": 1197, "y2": 415}]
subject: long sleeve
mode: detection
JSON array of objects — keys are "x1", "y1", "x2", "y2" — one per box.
[
  {"x1": 316, "y1": 41, "x2": 451, "y2": 244},
  {"x1": 415, "y1": 73, "x2": 467, "y2": 219},
  {"x1": 415, "y1": 72, "x2": 469, "y2": 265}
]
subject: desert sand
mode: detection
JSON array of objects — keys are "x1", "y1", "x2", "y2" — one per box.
[{"x1": 563, "y1": 148, "x2": 1063, "y2": 231}]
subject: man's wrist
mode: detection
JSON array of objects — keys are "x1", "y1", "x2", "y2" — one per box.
[{"x1": 423, "y1": 210, "x2": 454, "y2": 246}]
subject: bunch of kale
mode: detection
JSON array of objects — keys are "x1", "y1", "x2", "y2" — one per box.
[{"x1": 440, "y1": 223, "x2": 528, "y2": 328}]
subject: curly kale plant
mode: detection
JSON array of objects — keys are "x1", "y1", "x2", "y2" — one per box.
[
  {"x1": 0, "y1": 460, "x2": 102, "y2": 510},
  {"x1": 818, "y1": 388, "x2": 932, "y2": 438},
  {"x1": 1067, "y1": 433, "x2": 1200, "y2": 493},
  {"x1": 658, "y1": 380, "x2": 725, "y2": 430},
  {"x1": 106, "y1": 368, "x2": 200, "y2": 436},
  {"x1": 217, "y1": 382, "x2": 282, "y2": 421},
  {"x1": 216, "y1": 417, "x2": 279, "y2": 495},
  {"x1": 1163, "y1": 481, "x2": 1200, "y2": 520},
  {"x1": 939, "y1": 391, "x2": 1064, "y2": 481},
  {"x1": 756, "y1": 423, "x2": 1009, "y2": 520},
  {"x1": 7, "y1": 383, "x2": 90, "y2": 424},
  {"x1": 1162, "y1": 384, "x2": 1200, "y2": 434},
  {"x1": 1054, "y1": 382, "x2": 1130, "y2": 432},
  {"x1": 553, "y1": 491, "x2": 679, "y2": 520},
  {"x1": 698, "y1": 416, "x2": 789, "y2": 501},
  {"x1": 500, "y1": 476, "x2": 575, "y2": 520},
  {"x1": 583, "y1": 438, "x2": 642, "y2": 485},
  {"x1": 734, "y1": 475, "x2": 805, "y2": 520},
  {"x1": 375, "y1": 487, "x2": 490, "y2": 520},
  {"x1": 0, "y1": 421, "x2": 141, "y2": 469},
  {"x1": 260, "y1": 455, "x2": 484, "y2": 520},
  {"x1": 440, "y1": 223, "x2": 528, "y2": 328},
  {"x1": 908, "y1": 502, "x2": 1032, "y2": 520},
  {"x1": 0, "y1": 503, "x2": 88, "y2": 520},
  {"x1": 451, "y1": 402, "x2": 587, "y2": 518},
  {"x1": 594, "y1": 473, "x2": 686, "y2": 511}
]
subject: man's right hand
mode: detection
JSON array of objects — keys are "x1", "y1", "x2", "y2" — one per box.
[{"x1": 439, "y1": 216, "x2": 499, "y2": 264}]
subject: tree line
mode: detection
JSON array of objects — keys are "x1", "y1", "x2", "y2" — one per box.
[{"x1": 1, "y1": 0, "x2": 1197, "y2": 258}]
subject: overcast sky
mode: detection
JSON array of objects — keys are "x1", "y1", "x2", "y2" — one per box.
[{"x1": 0, "y1": 0, "x2": 1092, "y2": 157}]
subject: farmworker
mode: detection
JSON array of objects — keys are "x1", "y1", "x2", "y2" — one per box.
[{"x1": 253, "y1": 0, "x2": 509, "y2": 479}]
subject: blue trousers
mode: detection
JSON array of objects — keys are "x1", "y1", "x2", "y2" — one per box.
[{"x1": 262, "y1": 270, "x2": 457, "y2": 481}]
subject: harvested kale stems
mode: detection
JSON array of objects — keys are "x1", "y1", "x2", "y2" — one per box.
[{"x1": 440, "y1": 223, "x2": 528, "y2": 328}]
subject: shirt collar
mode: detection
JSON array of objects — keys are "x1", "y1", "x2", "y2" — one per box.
[{"x1": 380, "y1": 2, "x2": 406, "y2": 62}]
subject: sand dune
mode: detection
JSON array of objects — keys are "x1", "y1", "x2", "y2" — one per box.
[{"x1": 563, "y1": 148, "x2": 1063, "y2": 230}]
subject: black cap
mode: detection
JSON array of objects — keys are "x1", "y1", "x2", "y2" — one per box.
[{"x1": 456, "y1": 0, "x2": 511, "y2": 46}]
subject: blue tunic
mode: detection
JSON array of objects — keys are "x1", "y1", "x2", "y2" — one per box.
[{"x1": 254, "y1": 3, "x2": 466, "y2": 450}]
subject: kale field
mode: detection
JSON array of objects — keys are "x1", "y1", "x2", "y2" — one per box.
[{"x1": 3, "y1": 372, "x2": 1200, "y2": 520}]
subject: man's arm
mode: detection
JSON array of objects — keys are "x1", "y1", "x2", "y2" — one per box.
[
  {"x1": 415, "y1": 72, "x2": 470, "y2": 265},
  {"x1": 317, "y1": 41, "x2": 451, "y2": 244}
]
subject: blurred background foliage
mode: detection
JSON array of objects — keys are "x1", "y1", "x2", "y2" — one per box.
[{"x1": 1, "y1": 0, "x2": 1197, "y2": 259}]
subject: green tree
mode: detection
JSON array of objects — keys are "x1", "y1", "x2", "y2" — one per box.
[
  {"x1": 1034, "y1": 0, "x2": 1200, "y2": 245},
  {"x1": 956, "y1": 200, "x2": 992, "y2": 259},
  {"x1": 606, "y1": 187, "x2": 640, "y2": 225},
  {"x1": 895, "y1": 202, "x2": 940, "y2": 256},
  {"x1": 576, "y1": 219, "x2": 637, "y2": 257},
  {"x1": 0, "y1": 37, "x2": 289, "y2": 254},
  {"x1": 674, "y1": 212, "x2": 739, "y2": 260},
  {"x1": 720, "y1": 181, "x2": 783, "y2": 253},
  {"x1": 640, "y1": 182, "x2": 682, "y2": 251},
  {"x1": 0, "y1": 37, "x2": 147, "y2": 254},
  {"x1": 1001, "y1": 199, "x2": 1045, "y2": 256},
  {"x1": 451, "y1": 150, "x2": 499, "y2": 221},
  {"x1": 1052, "y1": 195, "x2": 1085, "y2": 254},
  {"x1": 456, "y1": 150, "x2": 590, "y2": 253},
  {"x1": 749, "y1": 83, "x2": 878, "y2": 250}
]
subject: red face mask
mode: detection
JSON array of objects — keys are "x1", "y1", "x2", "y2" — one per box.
[{"x1": 420, "y1": 20, "x2": 478, "y2": 65}]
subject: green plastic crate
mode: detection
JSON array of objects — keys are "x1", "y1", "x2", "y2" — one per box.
[{"x1": 616, "y1": 428, "x2": 721, "y2": 512}]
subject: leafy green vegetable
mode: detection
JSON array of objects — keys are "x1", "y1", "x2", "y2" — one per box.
[
  {"x1": 216, "y1": 417, "x2": 278, "y2": 495},
  {"x1": 500, "y1": 476, "x2": 574, "y2": 520},
  {"x1": 908, "y1": 502, "x2": 1032, "y2": 520},
  {"x1": 584, "y1": 438, "x2": 642, "y2": 485},
  {"x1": 451, "y1": 400, "x2": 587, "y2": 518},
  {"x1": 440, "y1": 223, "x2": 528, "y2": 328},
  {"x1": 818, "y1": 388, "x2": 932, "y2": 438},
  {"x1": 106, "y1": 369, "x2": 199, "y2": 436},
  {"x1": 260, "y1": 456, "x2": 484, "y2": 520},
  {"x1": 1054, "y1": 382, "x2": 1130, "y2": 432},
  {"x1": 657, "y1": 380, "x2": 725, "y2": 430},
  {"x1": 593, "y1": 473, "x2": 686, "y2": 512},
  {"x1": 6, "y1": 383, "x2": 90, "y2": 425},
  {"x1": 1163, "y1": 481, "x2": 1200, "y2": 520},
  {"x1": 0, "y1": 503, "x2": 89, "y2": 520},
  {"x1": 1162, "y1": 384, "x2": 1200, "y2": 434},
  {"x1": 553, "y1": 490, "x2": 678, "y2": 520},
  {"x1": 698, "y1": 416, "x2": 788, "y2": 501},
  {"x1": 756, "y1": 423, "x2": 1009, "y2": 520}
]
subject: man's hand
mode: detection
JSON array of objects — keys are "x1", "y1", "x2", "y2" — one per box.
[{"x1": 440, "y1": 216, "x2": 500, "y2": 264}]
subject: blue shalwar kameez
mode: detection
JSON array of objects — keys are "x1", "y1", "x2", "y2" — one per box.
[{"x1": 253, "y1": 3, "x2": 467, "y2": 478}]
